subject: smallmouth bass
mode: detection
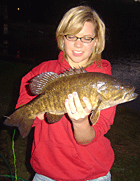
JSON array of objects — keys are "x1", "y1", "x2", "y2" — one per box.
[{"x1": 4, "y1": 69, "x2": 138, "y2": 138}]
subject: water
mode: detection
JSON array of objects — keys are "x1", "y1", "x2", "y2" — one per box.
[{"x1": 110, "y1": 55, "x2": 140, "y2": 111}]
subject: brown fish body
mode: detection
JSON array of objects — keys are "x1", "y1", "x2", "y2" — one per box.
[
  {"x1": 19, "y1": 73, "x2": 99, "y2": 118},
  {"x1": 31, "y1": 72, "x2": 99, "y2": 112},
  {"x1": 4, "y1": 69, "x2": 138, "y2": 138}
]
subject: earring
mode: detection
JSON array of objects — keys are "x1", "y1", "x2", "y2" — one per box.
[
  {"x1": 95, "y1": 47, "x2": 98, "y2": 53},
  {"x1": 61, "y1": 44, "x2": 64, "y2": 49}
]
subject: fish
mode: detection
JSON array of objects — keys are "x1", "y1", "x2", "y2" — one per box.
[{"x1": 3, "y1": 68, "x2": 138, "y2": 138}]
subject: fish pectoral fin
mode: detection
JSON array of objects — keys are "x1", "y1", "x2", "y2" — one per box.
[
  {"x1": 45, "y1": 112, "x2": 63, "y2": 123},
  {"x1": 90, "y1": 110, "x2": 100, "y2": 125}
]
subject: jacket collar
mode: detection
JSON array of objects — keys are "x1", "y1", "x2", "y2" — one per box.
[
  {"x1": 57, "y1": 51, "x2": 71, "y2": 73},
  {"x1": 57, "y1": 51, "x2": 110, "y2": 74}
]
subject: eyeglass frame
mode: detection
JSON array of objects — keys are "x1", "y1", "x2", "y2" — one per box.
[{"x1": 64, "y1": 34, "x2": 96, "y2": 43}]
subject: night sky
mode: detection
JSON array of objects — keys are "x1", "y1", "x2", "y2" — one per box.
[
  {"x1": 5, "y1": 0, "x2": 140, "y2": 23},
  {"x1": 1, "y1": 0, "x2": 140, "y2": 59}
]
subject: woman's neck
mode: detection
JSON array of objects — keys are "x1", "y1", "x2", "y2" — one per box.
[{"x1": 66, "y1": 58, "x2": 88, "y2": 69}]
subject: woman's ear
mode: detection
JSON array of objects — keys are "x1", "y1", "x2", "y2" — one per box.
[
  {"x1": 95, "y1": 37, "x2": 98, "y2": 46},
  {"x1": 93, "y1": 37, "x2": 98, "y2": 47}
]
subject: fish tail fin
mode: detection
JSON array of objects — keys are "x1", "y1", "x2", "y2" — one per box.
[{"x1": 3, "y1": 107, "x2": 34, "y2": 138}]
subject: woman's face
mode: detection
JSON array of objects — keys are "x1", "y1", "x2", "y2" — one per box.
[{"x1": 64, "y1": 21, "x2": 97, "y2": 68}]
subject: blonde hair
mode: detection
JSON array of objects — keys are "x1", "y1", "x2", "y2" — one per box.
[{"x1": 56, "y1": 6, "x2": 105, "y2": 67}]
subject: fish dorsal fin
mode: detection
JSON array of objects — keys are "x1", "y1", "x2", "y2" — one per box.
[
  {"x1": 29, "y1": 72, "x2": 59, "y2": 95},
  {"x1": 60, "y1": 67, "x2": 86, "y2": 77},
  {"x1": 29, "y1": 68, "x2": 87, "y2": 95}
]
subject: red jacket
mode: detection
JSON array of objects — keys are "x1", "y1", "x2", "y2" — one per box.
[{"x1": 16, "y1": 51, "x2": 116, "y2": 181}]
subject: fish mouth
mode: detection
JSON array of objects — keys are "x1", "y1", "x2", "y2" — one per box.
[{"x1": 123, "y1": 87, "x2": 138, "y2": 101}]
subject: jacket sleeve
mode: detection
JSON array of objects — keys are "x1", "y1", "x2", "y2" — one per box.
[
  {"x1": 90, "y1": 59, "x2": 116, "y2": 142},
  {"x1": 92, "y1": 106, "x2": 116, "y2": 142}
]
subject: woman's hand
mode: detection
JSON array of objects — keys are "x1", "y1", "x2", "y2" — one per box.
[
  {"x1": 37, "y1": 113, "x2": 44, "y2": 120},
  {"x1": 65, "y1": 92, "x2": 95, "y2": 144},
  {"x1": 65, "y1": 92, "x2": 92, "y2": 123}
]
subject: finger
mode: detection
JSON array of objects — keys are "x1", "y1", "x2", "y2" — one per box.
[
  {"x1": 73, "y1": 92, "x2": 83, "y2": 112},
  {"x1": 65, "y1": 99, "x2": 77, "y2": 118},
  {"x1": 68, "y1": 94, "x2": 77, "y2": 114},
  {"x1": 83, "y1": 97, "x2": 92, "y2": 113},
  {"x1": 65, "y1": 99, "x2": 72, "y2": 114}
]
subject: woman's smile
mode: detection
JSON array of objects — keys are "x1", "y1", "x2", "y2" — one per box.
[{"x1": 72, "y1": 50, "x2": 84, "y2": 56}]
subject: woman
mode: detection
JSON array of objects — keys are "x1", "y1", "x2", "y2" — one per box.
[{"x1": 16, "y1": 6, "x2": 116, "y2": 181}]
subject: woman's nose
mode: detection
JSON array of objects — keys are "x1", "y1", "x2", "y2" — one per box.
[{"x1": 74, "y1": 39, "x2": 83, "y2": 48}]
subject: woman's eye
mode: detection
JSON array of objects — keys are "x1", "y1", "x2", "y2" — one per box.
[
  {"x1": 68, "y1": 35, "x2": 75, "y2": 39},
  {"x1": 84, "y1": 37, "x2": 91, "y2": 41}
]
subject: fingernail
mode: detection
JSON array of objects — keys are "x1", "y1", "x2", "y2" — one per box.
[
  {"x1": 83, "y1": 97, "x2": 87, "y2": 101},
  {"x1": 68, "y1": 94, "x2": 72, "y2": 98},
  {"x1": 65, "y1": 99, "x2": 68, "y2": 102},
  {"x1": 73, "y1": 92, "x2": 77, "y2": 96}
]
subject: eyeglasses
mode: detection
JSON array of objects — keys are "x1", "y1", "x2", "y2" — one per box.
[{"x1": 64, "y1": 35, "x2": 96, "y2": 43}]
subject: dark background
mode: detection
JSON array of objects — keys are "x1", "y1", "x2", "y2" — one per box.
[
  {"x1": 0, "y1": 1, "x2": 140, "y2": 180},
  {"x1": 0, "y1": 0, "x2": 140, "y2": 63}
]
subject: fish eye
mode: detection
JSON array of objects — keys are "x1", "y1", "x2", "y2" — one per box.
[{"x1": 119, "y1": 86, "x2": 125, "y2": 90}]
